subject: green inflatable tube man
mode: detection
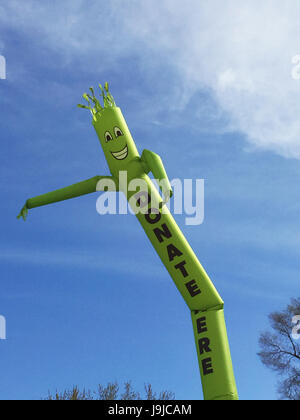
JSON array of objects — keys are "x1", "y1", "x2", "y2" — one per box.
[{"x1": 18, "y1": 83, "x2": 238, "y2": 400}]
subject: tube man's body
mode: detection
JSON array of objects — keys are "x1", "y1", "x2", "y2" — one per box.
[{"x1": 18, "y1": 85, "x2": 238, "y2": 400}]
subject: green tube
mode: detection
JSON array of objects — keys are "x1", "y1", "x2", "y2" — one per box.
[
  {"x1": 18, "y1": 83, "x2": 239, "y2": 400},
  {"x1": 191, "y1": 308, "x2": 238, "y2": 400}
]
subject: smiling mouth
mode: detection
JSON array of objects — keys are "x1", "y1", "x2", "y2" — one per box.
[{"x1": 111, "y1": 145, "x2": 128, "y2": 160}]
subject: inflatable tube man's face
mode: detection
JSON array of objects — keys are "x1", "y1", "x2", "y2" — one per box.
[
  {"x1": 93, "y1": 107, "x2": 140, "y2": 175},
  {"x1": 78, "y1": 83, "x2": 139, "y2": 176}
]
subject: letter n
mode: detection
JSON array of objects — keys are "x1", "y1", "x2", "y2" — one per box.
[{"x1": 153, "y1": 223, "x2": 172, "y2": 243}]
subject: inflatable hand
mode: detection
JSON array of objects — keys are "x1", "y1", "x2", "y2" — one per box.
[{"x1": 17, "y1": 203, "x2": 28, "y2": 221}]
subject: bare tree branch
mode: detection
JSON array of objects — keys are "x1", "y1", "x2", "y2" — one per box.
[
  {"x1": 258, "y1": 298, "x2": 300, "y2": 400},
  {"x1": 46, "y1": 381, "x2": 175, "y2": 400}
]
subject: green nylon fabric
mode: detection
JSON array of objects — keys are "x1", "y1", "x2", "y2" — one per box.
[
  {"x1": 17, "y1": 88, "x2": 238, "y2": 400},
  {"x1": 191, "y1": 308, "x2": 238, "y2": 400}
]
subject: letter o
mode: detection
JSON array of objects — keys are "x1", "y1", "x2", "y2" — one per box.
[{"x1": 145, "y1": 208, "x2": 161, "y2": 224}]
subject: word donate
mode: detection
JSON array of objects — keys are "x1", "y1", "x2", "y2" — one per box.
[
  {"x1": 0, "y1": 55, "x2": 6, "y2": 79},
  {"x1": 0, "y1": 315, "x2": 6, "y2": 340}
]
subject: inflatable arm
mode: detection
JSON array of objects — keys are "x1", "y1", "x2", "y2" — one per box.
[
  {"x1": 141, "y1": 149, "x2": 173, "y2": 205},
  {"x1": 17, "y1": 176, "x2": 114, "y2": 221}
]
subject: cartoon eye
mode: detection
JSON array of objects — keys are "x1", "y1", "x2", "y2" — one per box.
[
  {"x1": 104, "y1": 131, "x2": 113, "y2": 142},
  {"x1": 114, "y1": 126, "x2": 123, "y2": 138}
]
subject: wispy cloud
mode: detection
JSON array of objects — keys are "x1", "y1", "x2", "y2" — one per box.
[
  {"x1": 0, "y1": 245, "x2": 165, "y2": 280},
  {"x1": 2, "y1": 1, "x2": 300, "y2": 158}
]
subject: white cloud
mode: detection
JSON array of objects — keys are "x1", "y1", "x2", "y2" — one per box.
[{"x1": 2, "y1": 0, "x2": 300, "y2": 158}]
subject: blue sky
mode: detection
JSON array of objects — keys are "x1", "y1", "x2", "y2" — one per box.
[{"x1": 0, "y1": 0, "x2": 300, "y2": 400}]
